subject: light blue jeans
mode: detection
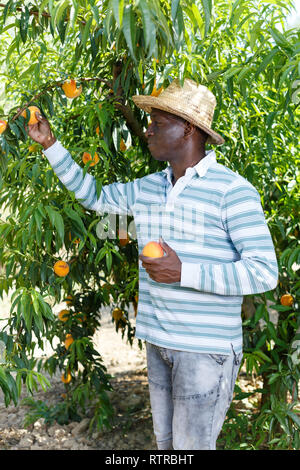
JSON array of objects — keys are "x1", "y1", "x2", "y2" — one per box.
[{"x1": 145, "y1": 342, "x2": 243, "y2": 450}]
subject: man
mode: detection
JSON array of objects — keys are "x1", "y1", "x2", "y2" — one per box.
[{"x1": 27, "y1": 78, "x2": 278, "y2": 450}]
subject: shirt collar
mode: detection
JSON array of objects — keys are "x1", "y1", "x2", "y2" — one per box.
[{"x1": 162, "y1": 150, "x2": 216, "y2": 183}]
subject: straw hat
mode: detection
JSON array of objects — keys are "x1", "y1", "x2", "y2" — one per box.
[{"x1": 132, "y1": 78, "x2": 224, "y2": 145}]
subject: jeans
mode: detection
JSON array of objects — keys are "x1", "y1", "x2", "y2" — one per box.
[{"x1": 145, "y1": 341, "x2": 243, "y2": 450}]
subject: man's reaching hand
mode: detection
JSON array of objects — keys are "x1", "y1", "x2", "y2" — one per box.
[{"x1": 26, "y1": 112, "x2": 56, "y2": 150}]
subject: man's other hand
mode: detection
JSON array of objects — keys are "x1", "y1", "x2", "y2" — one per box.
[{"x1": 139, "y1": 238, "x2": 182, "y2": 284}]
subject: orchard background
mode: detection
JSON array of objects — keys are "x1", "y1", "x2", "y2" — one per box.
[{"x1": 0, "y1": 0, "x2": 299, "y2": 450}]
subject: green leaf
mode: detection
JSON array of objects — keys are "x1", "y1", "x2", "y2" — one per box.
[
  {"x1": 254, "y1": 304, "x2": 265, "y2": 323},
  {"x1": 223, "y1": 66, "x2": 243, "y2": 80},
  {"x1": 254, "y1": 350, "x2": 272, "y2": 363},
  {"x1": 34, "y1": 209, "x2": 43, "y2": 232},
  {"x1": 191, "y1": 4, "x2": 203, "y2": 30},
  {"x1": 3, "y1": 0, "x2": 13, "y2": 25},
  {"x1": 255, "y1": 48, "x2": 279, "y2": 79},
  {"x1": 9, "y1": 122, "x2": 20, "y2": 139},
  {"x1": 287, "y1": 411, "x2": 300, "y2": 428},
  {"x1": 45, "y1": 206, "x2": 65, "y2": 243},
  {"x1": 19, "y1": 6, "x2": 30, "y2": 43},
  {"x1": 95, "y1": 247, "x2": 106, "y2": 264},
  {"x1": 64, "y1": 207, "x2": 87, "y2": 236},
  {"x1": 268, "y1": 372, "x2": 280, "y2": 385},
  {"x1": 90, "y1": 5, "x2": 100, "y2": 24},
  {"x1": 5, "y1": 38, "x2": 17, "y2": 66},
  {"x1": 201, "y1": 0, "x2": 211, "y2": 37},
  {"x1": 268, "y1": 27, "x2": 290, "y2": 48},
  {"x1": 112, "y1": 0, "x2": 124, "y2": 27},
  {"x1": 139, "y1": 0, "x2": 155, "y2": 53},
  {"x1": 33, "y1": 309, "x2": 44, "y2": 332},
  {"x1": 236, "y1": 66, "x2": 253, "y2": 83},
  {"x1": 37, "y1": 295, "x2": 54, "y2": 321},
  {"x1": 90, "y1": 33, "x2": 98, "y2": 60},
  {"x1": 255, "y1": 333, "x2": 267, "y2": 349},
  {"x1": 171, "y1": 0, "x2": 180, "y2": 21},
  {"x1": 122, "y1": 5, "x2": 136, "y2": 62},
  {"x1": 266, "y1": 132, "x2": 273, "y2": 158},
  {"x1": 138, "y1": 59, "x2": 143, "y2": 84},
  {"x1": 81, "y1": 16, "x2": 93, "y2": 50},
  {"x1": 287, "y1": 246, "x2": 300, "y2": 273},
  {"x1": 271, "y1": 305, "x2": 293, "y2": 312},
  {"x1": 21, "y1": 292, "x2": 32, "y2": 331},
  {"x1": 39, "y1": 0, "x2": 50, "y2": 21},
  {"x1": 96, "y1": 178, "x2": 103, "y2": 200},
  {"x1": 226, "y1": 77, "x2": 234, "y2": 98},
  {"x1": 41, "y1": 93, "x2": 54, "y2": 116},
  {"x1": 54, "y1": 0, "x2": 70, "y2": 27},
  {"x1": 106, "y1": 251, "x2": 112, "y2": 272}
]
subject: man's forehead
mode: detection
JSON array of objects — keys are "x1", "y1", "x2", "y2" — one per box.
[{"x1": 150, "y1": 108, "x2": 185, "y2": 123}]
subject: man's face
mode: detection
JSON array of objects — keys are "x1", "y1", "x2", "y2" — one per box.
[{"x1": 145, "y1": 108, "x2": 187, "y2": 161}]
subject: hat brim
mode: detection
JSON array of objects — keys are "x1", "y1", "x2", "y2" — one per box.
[{"x1": 132, "y1": 95, "x2": 225, "y2": 145}]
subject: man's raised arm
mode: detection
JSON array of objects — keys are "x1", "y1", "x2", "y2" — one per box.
[{"x1": 27, "y1": 112, "x2": 140, "y2": 216}]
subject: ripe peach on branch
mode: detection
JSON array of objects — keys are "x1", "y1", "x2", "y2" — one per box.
[
  {"x1": 62, "y1": 79, "x2": 82, "y2": 98},
  {"x1": 53, "y1": 260, "x2": 70, "y2": 277},
  {"x1": 82, "y1": 151, "x2": 99, "y2": 166},
  {"x1": 0, "y1": 120, "x2": 7, "y2": 134}
]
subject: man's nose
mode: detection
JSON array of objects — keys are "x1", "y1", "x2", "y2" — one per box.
[{"x1": 145, "y1": 122, "x2": 154, "y2": 138}]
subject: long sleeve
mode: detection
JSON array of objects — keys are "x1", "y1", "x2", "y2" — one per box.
[
  {"x1": 180, "y1": 179, "x2": 279, "y2": 296},
  {"x1": 43, "y1": 140, "x2": 140, "y2": 215}
]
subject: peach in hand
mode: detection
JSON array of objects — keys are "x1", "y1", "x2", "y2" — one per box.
[
  {"x1": 142, "y1": 241, "x2": 164, "y2": 258},
  {"x1": 21, "y1": 106, "x2": 41, "y2": 125}
]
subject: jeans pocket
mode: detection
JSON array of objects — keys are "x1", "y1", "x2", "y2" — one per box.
[
  {"x1": 230, "y1": 353, "x2": 243, "y2": 397},
  {"x1": 208, "y1": 354, "x2": 229, "y2": 366}
]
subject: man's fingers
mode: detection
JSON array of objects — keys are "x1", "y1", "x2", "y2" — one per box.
[
  {"x1": 159, "y1": 237, "x2": 172, "y2": 255},
  {"x1": 27, "y1": 122, "x2": 37, "y2": 134},
  {"x1": 142, "y1": 264, "x2": 155, "y2": 273},
  {"x1": 139, "y1": 254, "x2": 160, "y2": 264},
  {"x1": 35, "y1": 112, "x2": 45, "y2": 122}
]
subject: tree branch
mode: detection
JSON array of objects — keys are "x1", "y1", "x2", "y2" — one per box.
[
  {"x1": 111, "y1": 62, "x2": 147, "y2": 143},
  {"x1": 114, "y1": 100, "x2": 147, "y2": 143},
  {"x1": 11, "y1": 77, "x2": 112, "y2": 121}
]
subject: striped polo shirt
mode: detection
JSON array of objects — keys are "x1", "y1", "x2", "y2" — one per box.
[{"x1": 44, "y1": 141, "x2": 278, "y2": 355}]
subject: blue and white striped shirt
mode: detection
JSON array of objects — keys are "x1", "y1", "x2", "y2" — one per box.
[{"x1": 44, "y1": 141, "x2": 278, "y2": 355}]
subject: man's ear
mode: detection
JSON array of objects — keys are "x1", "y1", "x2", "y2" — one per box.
[{"x1": 183, "y1": 121, "x2": 196, "y2": 138}]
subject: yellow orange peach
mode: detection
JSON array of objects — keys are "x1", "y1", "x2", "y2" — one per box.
[
  {"x1": 82, "y1": 151, "x2": 99, "y2": 167},
  {"x1": 0, "y1": 120, "x2": 7, "y2": 134},
  {"x1": 62, "y1": 79, "x2": 82, "y2": 99},
  {"x1": 21, "y1": 106, "x2": 40, "y2": 125},
  {"x1": 142, "y1": 241, "x2": 164, "y2": 258},
  {"x1": 53, "y1": 260, "x2": 70, "y2": 277}
]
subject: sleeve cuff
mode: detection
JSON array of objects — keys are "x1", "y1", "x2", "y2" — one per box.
[
  {"x1": 180, "y1": 262, "x2": 201, "y2": 289},
  {"x1": 43, "y1": 140, "x2": 69, "y2": 166}
]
